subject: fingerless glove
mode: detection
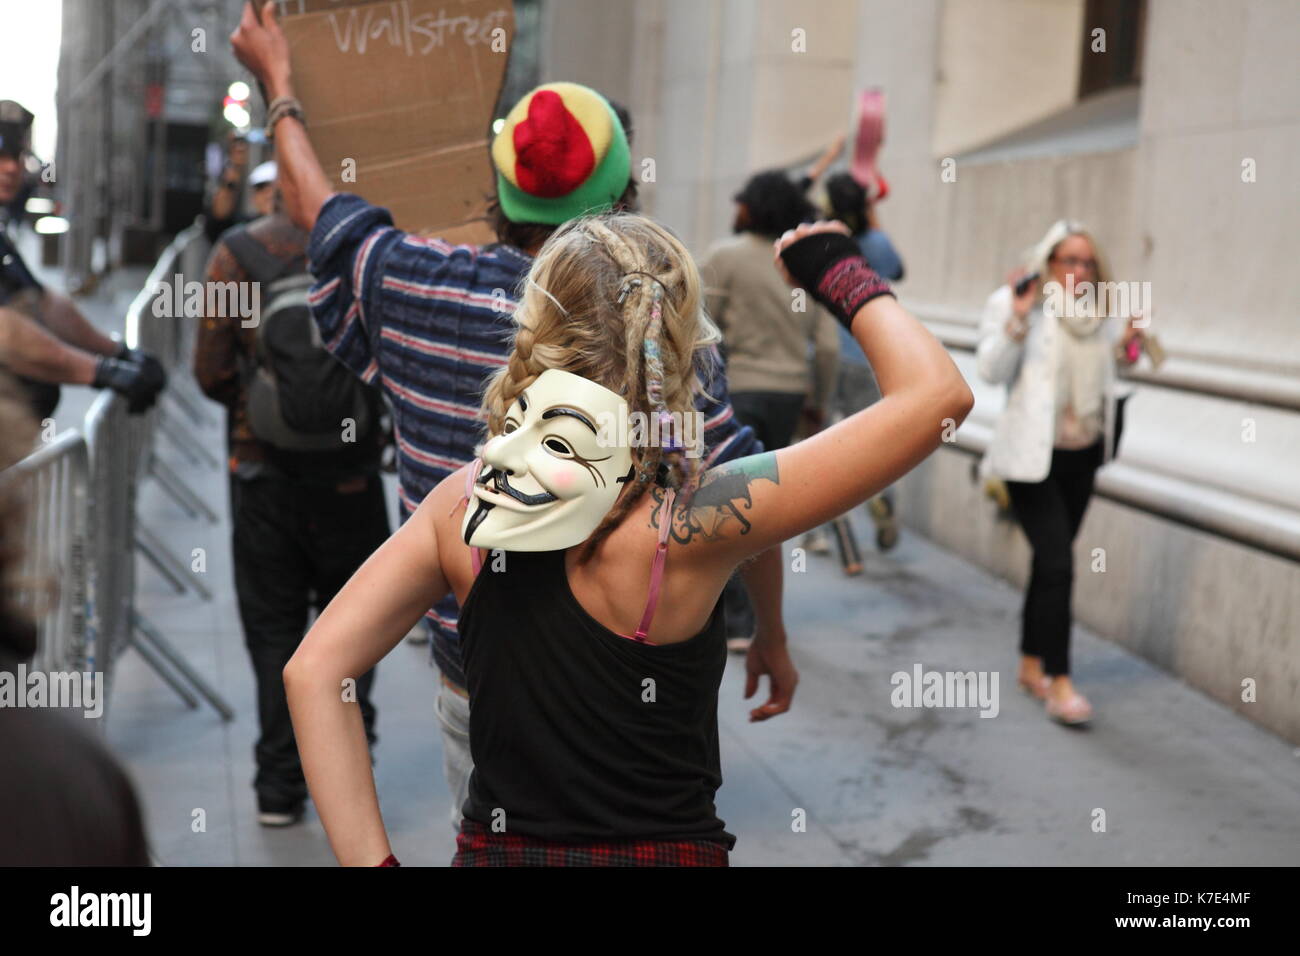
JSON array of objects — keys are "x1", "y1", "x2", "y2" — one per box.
[{"x1": 779, "y1": 232, "x2": 893, "y2": 329}]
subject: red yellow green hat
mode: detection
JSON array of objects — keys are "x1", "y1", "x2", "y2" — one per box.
[{"x1": 492, "y1": 82, "x2": 631, "y2": 226}]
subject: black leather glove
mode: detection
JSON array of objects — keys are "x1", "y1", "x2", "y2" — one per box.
[
  {"x1": 93, "y1": 355, "x2": 167, "y2": 414},
  {"x1": 114, "y1": 342, "x2": 167, "y2": 386},
  {"x1": 779, "y1": 231, "x2": 894, "y2": 329}
]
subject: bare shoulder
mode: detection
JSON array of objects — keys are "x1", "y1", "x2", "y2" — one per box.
[
  {"x1": 418, "y1": 465, "x2": 478, "y2": 597},
  {"x1": 422, "y1": 464, "x2": 476, "y2": 538}
]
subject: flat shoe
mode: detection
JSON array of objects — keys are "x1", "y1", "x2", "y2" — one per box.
[{"x1": 1046, "y1": 692, "x2": 1093, "y2": 725}]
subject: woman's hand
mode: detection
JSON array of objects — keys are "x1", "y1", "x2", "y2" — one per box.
[
  {"x1": 1007, "y1": 268, "x2": 1038, "y2": 319},
  {"x1": 231, "y1": 1, "x2": 293, "y2": 99},
  {"x1": 1118, "y1": 312, "x2": 1148, "y2": 364},
  {"x1": 745, "y1": 626, "x2": 798, "y2": 722},
  {"x1": 772, "y1": 219, "x2": 852, "y2": 286}
]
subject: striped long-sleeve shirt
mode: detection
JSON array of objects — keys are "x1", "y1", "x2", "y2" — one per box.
[{"x1": 307, "y1": 193, "x2": 760, "y2": 687}]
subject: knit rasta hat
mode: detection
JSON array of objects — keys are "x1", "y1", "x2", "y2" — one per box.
[{"x1": 491, "y1": 82, "x2": 631, "y2": 226}]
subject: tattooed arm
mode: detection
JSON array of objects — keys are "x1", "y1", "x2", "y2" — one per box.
[{"x1": 667, "y1": 222, "x2": 973, "y2": 568}]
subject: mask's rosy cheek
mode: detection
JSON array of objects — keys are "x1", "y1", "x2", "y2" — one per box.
[{"x1": 552, "y1": 468, "x2": 579, "y2": 495}]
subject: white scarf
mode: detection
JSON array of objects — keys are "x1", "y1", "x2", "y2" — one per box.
[{"x1": 1051, "y1": 302, "x2": 1108, "y2": 425}]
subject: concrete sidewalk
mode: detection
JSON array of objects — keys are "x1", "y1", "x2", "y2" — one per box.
[{"x1": 104, "y1": 423, "x2": 1300, "y2": 866}]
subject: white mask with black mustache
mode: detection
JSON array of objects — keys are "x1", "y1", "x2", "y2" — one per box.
[{"x1": 462, "y1": 368, "x2": 635, "y2": 552}]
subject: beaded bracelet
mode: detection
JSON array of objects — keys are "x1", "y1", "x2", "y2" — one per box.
[{"x1": 265, "y1": 96, "x2": 306, "y2": 140}]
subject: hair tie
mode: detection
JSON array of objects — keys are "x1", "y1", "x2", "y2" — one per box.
[
  {"x1": 527, "y1": 278, "x2": 569, "y2": 316},
  {"x1": 616, "y1": 276, "x2": 642, "y2": 305},
  {"x1": 622, "y1": 270, "x2": 673, "y2": 302}
]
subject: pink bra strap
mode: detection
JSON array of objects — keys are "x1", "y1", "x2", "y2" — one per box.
[{"x1": 632, "y1": 487, "x2": 676, "y2": 643}]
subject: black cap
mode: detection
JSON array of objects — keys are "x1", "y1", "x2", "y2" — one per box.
[{"x1": 0, "y1": 100, "x2": 34, "y2": 158}]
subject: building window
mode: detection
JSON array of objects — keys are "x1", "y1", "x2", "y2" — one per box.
[{"x1": 1078, "y1": 0, "x2": 1146, "y2": 98}]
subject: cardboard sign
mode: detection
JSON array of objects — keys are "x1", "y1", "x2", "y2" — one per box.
[{"x1": 277, "y1": 0, "x2": 514, "y2": 243}]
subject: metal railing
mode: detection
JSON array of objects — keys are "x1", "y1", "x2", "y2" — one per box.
[
  {"x1": 5, "y1": 220, "x2": 232, "y2": 719},
  {"x1": 5, "y1": 430, "x2": 89, "y2": 675},
  {"x1": 911, "y1": 304, "x2": 1300, "y2": 413}
]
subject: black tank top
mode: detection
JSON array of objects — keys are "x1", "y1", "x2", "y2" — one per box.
[{"x1": 458, "y1": 546, "x2": 735, "y2": 848}]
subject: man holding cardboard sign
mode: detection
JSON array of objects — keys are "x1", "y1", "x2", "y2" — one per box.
[{"x1": 232, "y1": 0, "x2": 796, "y2": 840}]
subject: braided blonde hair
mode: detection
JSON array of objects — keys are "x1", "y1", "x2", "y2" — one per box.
[{"x1": 482, "y1": 213, "x2": 719, "y2": 562}]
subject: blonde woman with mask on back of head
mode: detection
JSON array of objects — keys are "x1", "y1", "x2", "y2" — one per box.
[
  {"x1": 284, "y1": 214, "x2": 973, "y2": 867},
  {"x1": 978, "y1": 219, "x2": 1145, "y2": 727}
]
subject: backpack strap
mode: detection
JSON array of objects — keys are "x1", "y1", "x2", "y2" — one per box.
[{"x1": 222, "y1": 226, "x2": 303, "y2": 285}]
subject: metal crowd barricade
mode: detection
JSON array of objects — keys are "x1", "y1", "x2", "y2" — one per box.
[
  {"x1": 116, "y1": 222, "x2": 231, "y2": 717},
  {"x1": 4, "y1": 219, "x2": 232, "y2": 720},
  {"x1": 5, "y1": 431, "x2": 89, "y2": 676},
  {"x1": 81, "y1": 391, "x2": 136, "y2": 684}
]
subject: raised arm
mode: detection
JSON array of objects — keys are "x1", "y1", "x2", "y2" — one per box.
[
  {"x1": 804, "y1": 133, "x2": 846, "y2": 189},
  {"x1": 976, "y1": 278, "x2": 1035, "y2": 385},
  {"x1": 283, "y1": 484, "x2": 452, "y2": 866},
  {"x1": 231, "y1": 1, "x2": 332, "y2": 233},
  {"x1": 677, "y1": 222, "x2": 973, "y2": 566}
]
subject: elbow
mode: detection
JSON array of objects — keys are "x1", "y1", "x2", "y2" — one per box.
[
  {"x1": 282, "y1": 648, "x2": 318, "y2": 696},
  {"x1": 939, "y1": 372, "x2": 975, "y2": 430},
  {"x1": 283, "y1": 639, "x2": 344, "y2": 699},
  {"x1": 951, "y1": 378, "x2": 976, "y2": 428},
  {"x1": 282, "y1": 655, "x2": 304, "y2": 695}
]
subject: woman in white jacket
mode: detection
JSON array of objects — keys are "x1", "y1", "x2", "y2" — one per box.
[{"x1": 977, "y1": 220, "x2": 1143, "y2": 726}]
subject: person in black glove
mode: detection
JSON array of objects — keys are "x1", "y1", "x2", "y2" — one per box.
[
  {"x1": 92, "y1": 345, "x2": 167, "y2": 414},
  {"x1": 772, "y1": 218, "x2": 973, "y2": 466},
  {"x1": 1, "y1": 99, "x2": 167, "y2": 420},
  {"x1": 774, "y1": 221, "x2": 895, "y2": 326}
]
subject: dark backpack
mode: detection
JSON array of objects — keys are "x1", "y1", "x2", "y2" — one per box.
[{"x1": 224, "y1": 227, "x2": 374, "y2": 453}]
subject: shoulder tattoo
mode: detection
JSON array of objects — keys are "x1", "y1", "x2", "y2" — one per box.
[{"x1": 649, "y1": 453, "x2": 780, "y2": 545}]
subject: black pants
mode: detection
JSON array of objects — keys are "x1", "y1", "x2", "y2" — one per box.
[
  {"x1": 231, "y1": 469, "x2": 391, "y2": 807},
  {"x1": 1004, "y1": 441, "x2": 1103, "y2": 676},
  {"x1": 723, "y1": 391, "x2": 804, "y2": 638},
  {"x1": 729, "y1": 390, "x2": 805, "y2": 452}
]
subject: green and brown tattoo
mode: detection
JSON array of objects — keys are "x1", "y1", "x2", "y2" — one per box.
[{"x1": 649, "y1": 453, "x2": 780, "y2": 544}]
